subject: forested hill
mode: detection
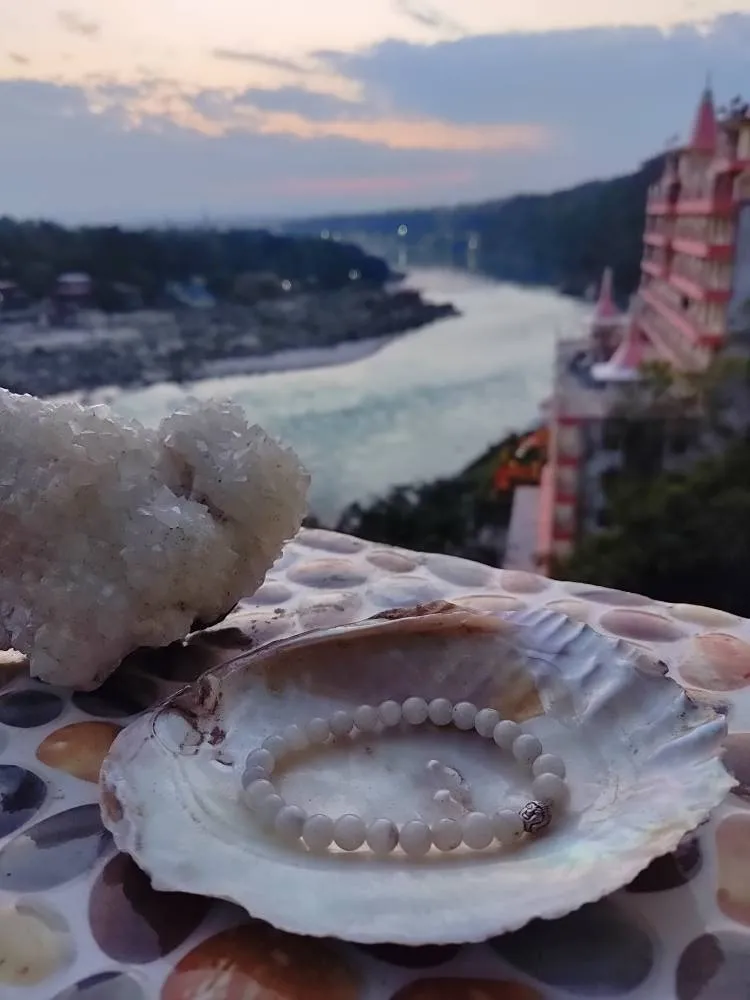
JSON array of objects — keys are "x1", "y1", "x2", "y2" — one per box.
[
  {"x1": 0, "y1": 219, "x2": 391, "y2": 308},
  {"x1": 287, "y1": 155, "x2": 666, "y2": 302}
]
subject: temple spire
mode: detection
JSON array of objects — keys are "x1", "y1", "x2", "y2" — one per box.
[
  {"x1": 591, "y1": 323, "x2": 648, "y2": 383},
  {"x1": 689, "y1": 82, "x2": 718, "y2": 153}
]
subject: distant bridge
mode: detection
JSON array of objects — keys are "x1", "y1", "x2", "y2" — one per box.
[{"x1": 320, "y1": 229, "x2": 483, "y2": 273}]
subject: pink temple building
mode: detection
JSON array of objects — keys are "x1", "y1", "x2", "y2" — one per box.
[
  {"x1": 637, "y1": 87, "x2": 750, "y2": 367},
  {"x1": 531, "y1": 274, "x2": 640, "y2": 572},
  {"x1": 512, "y1": 86, "x2": 750, "y2": 575}
]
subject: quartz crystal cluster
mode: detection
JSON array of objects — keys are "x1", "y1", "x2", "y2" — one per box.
[{"x1": 0, "y1": 390, "x2": 309, "y2": 689}]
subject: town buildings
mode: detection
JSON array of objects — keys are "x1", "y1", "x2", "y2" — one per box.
[
  {"x1": 0, "y1": 279, "x2": 35, "y2": 324},
  {"x1": 505, "y1": 87, "x2": 750, "y2": 574}
]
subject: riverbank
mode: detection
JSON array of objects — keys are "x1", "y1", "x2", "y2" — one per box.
[
  {"x1": 1, "y1": 284, "x2": 457, "y2": 398},
  {"x1": 194, "y1": 333, "x2": 396, "y2": 380},
  {"x1": 333, "y1": 426, "x2": 537, "y2": 567},
  {"x1": 69, "y1": 334, "x2": 401, "y2": 401}
]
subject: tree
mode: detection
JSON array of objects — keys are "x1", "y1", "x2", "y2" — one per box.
[
  {"x1": 336, "y1": 432, "x2": 524, "y2": 565},
  {"x1": 615, "y1": 354, "x2": 750, "y2": 427},
  {"x1": 555, "y1": 436, "x2": 750, "y2": 615},
  {"x1": 0, "y1": 218, "x2": 391, "y2": 307}
]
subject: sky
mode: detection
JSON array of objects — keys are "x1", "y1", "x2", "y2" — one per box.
[{"x1": 1, "y1": 1, "x2": 750, "y2": 223}]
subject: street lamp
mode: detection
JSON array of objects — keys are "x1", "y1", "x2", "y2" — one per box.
[{"x1": 396, "y1": 224, "x2": 408, "y2": 270}]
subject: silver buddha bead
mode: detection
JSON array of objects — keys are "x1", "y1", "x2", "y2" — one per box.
[{"x1": 519, "y1": 800, "x2": 552, "y2": 834}]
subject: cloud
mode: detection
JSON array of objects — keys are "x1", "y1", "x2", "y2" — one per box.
[
  {"x1": 321, "y1": 13, "x2": 750, "y2": 175},
  {"x1": 57, "y1": 9, "x2": 101, "y2": 38},
  {"x1": 4, "y1": 13, "x2": 750, "y2": 222},
  {"x1": 255, "y1": 112, "x2": 546, "y2": 152},
  {"x1": 211, "y1": 49, "x2": 311, "y2": 75},
  {"x1": 8, "y1": 53, "x2": 30, "y2": 66},
  {"x1": 394, "y1": 0, "x2": 465, "y2": 35},
  {"x1": 82, "y1": 77, "x2": 547, "y2": 153},
  {"x1": 0, "y1": 79, "x2": 493, "y2": 223},
  {"x1": 233, "y1": 86, "x2": 363, "y2": 121}
]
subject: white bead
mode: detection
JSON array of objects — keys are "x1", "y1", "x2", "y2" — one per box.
[
  {"x1": 353, "y1": 704, "x2": 379, "y2": 732},
  {"x1": 532, "y1": 773, "x2": 569, "y2": 807},
  {"x1": 461, "y1": 811, "x2": 493, "y2": 850},
  {"x1": 431, "y1": 817, "x2": 462, "y2": 852},
  {"x1": 433, "y1": 790, "x2": 464, "y2": 819},
  {"x1": 493, "y1": 720, "x2": 521, "y2": 750},
  {"x1": 452, "y1": 701, "x2": 477, "y2": 731},
  {"x1": 334, "y1": 814, "x2": 366, "y2": 851},
  {"x1": 426, "y1": 759, "x2": 444, "y2": 780},
  {"x1": 274, "y1": 804, "x2": 306, "y2": 840},
  {"x1": 241, "y1": 763, "x2": 269, "y2": 788},
  {"x1": 399, "y1": 820, "x2": 432, "y2": 857},
  {"x1": 262, "y1": 734, "x2": 287, "y2": 758},
  {"x1": 330, "y1": 710, "x2": 354, "y2": 737},
  {"x1": 493, "y1": 809, "x2": 525, "y2": 843},
  {"x1": 402, "y1": 697, "x2": 429, "y2": 725},
  {"x1": 474, "y1": 707, "x2": 500, "y2": 738},
  {"x1": 512, "y1": 733, "x2": 543, "y2": 766},
  {"x1": 257, "y1": 793, "x2": 285, "y2": 825},
  {"x1": 428, "y1": 698, "x2": 453, "y2": 726},
  {"x1": 282, "y1": 724, "x2": 308, "y2": 752},
  {"x1": 532, "y1": 753, "x2": 566, "y2": 779},
  {"x1": 366, "y1": 818, "x2": 399, "y2": 855},
  {"x1": 379, "y1": 700, "x2": 402, "y2": 727},
  {"x1": 243, "y1": 778, "x2": 274, "y2": 807},
  {"x1": 306, "y1": 717, "x2": 330, "y2": 744},
  {"x1": 302, "y1": 814, "x2": 334, "y2": 852},
  {"x1": 245, "y1": 748, "x2": 275, "y2": 775}
]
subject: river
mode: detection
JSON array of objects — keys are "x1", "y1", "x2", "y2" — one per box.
[{"x1": 111, "y1": 269, "x2": 590, "y2": 521}]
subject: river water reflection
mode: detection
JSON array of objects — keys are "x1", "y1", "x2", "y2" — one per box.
[{"x1": 112, "y1": 269, "x2": 589, "y2": 520}]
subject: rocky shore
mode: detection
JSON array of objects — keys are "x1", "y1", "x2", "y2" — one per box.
[{"x1": 0, "y1": 285, "x2": 457, "y2": 398}]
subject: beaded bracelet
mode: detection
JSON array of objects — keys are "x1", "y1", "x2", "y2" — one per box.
[{"x1": 240, "y1": 697, "x2": 568, "y2": 857}]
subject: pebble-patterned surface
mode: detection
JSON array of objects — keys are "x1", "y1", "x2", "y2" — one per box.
[{"x1": 2, "y1": 527, "x2": 750, "y2": 999}]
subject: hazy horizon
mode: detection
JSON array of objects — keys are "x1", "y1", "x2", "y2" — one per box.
[
  {"x1": 2, "y1": 2, "x2": 749, "y2": 223},
  {"x1": 3, "y1": 160, "x2": 650, "y2": 230}
]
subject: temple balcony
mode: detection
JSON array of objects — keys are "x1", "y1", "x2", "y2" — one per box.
[
  {"x1": 668, "y1": 272, "x2": 731, "y2": 304},
  {"x1": 638, "y1": 291, "x2": 714, "y2": 368},
  {"x1": 646, "y1": 183, "x2": 677, "y2": 215},
  {"x1": 552, "y1": 500, "x2": 576, "y2": 539},
  {"x1": 555, "y1": 464, "x2": 578, "y2": 498},
  {"x1": 646, "y1": 199, "x2": 675, "y2": 216},
  {"x1": 555, "y1": 425, "x2": 582, "y2": 463},
  {"x1": 642, "y1": 259, "x2": 666, "y2": 279},
  {"x1": 671, "y1": 237, "x2": 734, "y2": 261},
  {"x1": 643, "y1": 231, "x2": 671, "y2": 248},
  {"x1": 674, "y1": 191, "x2": 734, "y2": 215}
]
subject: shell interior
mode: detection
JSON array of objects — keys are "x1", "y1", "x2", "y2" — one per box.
[{"x1": 100, "y1": 606, "x2": 734, "y2": 944}]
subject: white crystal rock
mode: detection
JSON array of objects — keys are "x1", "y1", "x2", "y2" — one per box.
[{"x1": 0, "y1": 390, "x2": 309, "y2": 689}]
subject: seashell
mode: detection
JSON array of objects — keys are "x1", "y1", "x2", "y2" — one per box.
[{"x1": 100, "y1": 604, "x2": 734, "y2": 945}]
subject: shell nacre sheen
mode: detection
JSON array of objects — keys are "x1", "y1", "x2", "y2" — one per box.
[{"x1": 100, "y1": 604, "x2": 734, "y2": 944}]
